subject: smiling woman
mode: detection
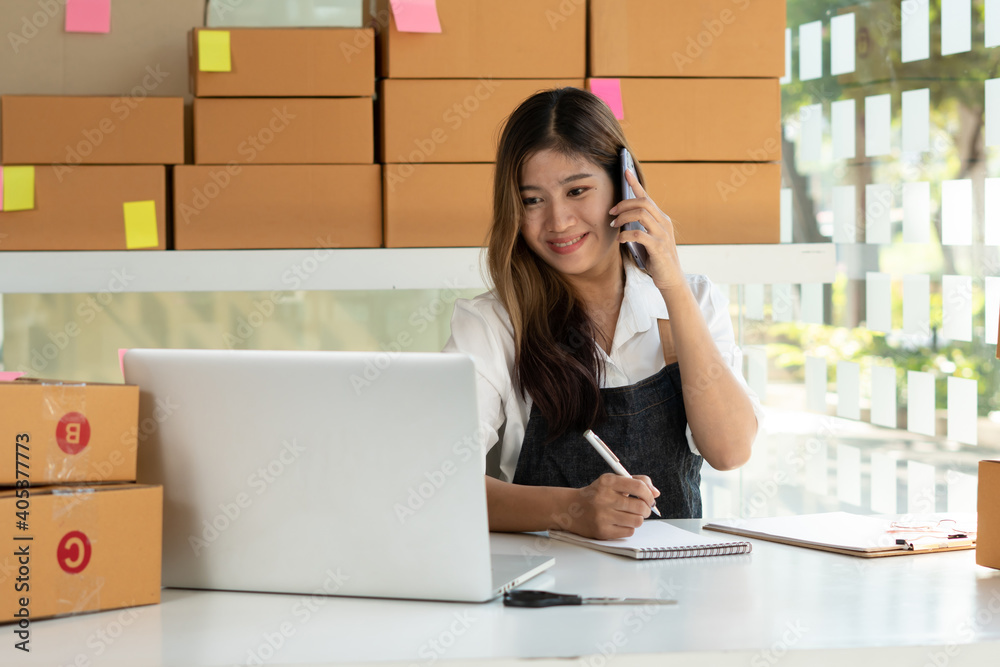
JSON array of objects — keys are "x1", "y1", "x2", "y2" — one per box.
[{"x1": 443, "y1": 88, "x2": 763, "y2": 540}]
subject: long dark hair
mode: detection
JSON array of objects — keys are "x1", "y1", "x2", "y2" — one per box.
[{"x1": 487, "y1": 87, "x2": 647, "y2": 442}]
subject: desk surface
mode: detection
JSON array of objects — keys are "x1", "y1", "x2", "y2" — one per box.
[{"x1": 20, "y1": 521, "x2": 1000, "y2": 666}]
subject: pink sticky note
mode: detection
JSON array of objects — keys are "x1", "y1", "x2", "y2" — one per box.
[
  {"x1": 0, "y1": 372, "x2": 26, "y2": 382},
  {"x1": 590, "y1": 79, "x2": 625, "y2": 120},
  {"x1": 66, "y1": 0, "x2": 112, "y2": 34},
  {"x1": 119, "y1": 348, "x2": 128, "y2": 378},
  {"x1": 390, "y1": 0, "x2": 442, "y2": 33}
]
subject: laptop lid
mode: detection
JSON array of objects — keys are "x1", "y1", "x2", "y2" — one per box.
[{"x1": 125, "y1": 348, "x2": 498, "y2": 602}]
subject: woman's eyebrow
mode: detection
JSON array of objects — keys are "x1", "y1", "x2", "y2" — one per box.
[{"x1": 518, "y1": 173, "x2": 594, "y2": 191}]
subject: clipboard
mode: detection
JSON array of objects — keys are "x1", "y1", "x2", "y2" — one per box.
[{"x1": 703, "y1": 512, "x2": 977, "y2": 558}]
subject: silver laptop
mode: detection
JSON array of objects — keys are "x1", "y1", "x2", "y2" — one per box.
[{"x1": 124, "y1": 348, "x2": 553, "y2": 603}]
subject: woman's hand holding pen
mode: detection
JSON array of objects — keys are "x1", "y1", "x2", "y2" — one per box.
[
  {"x1": 570, "y1": 473, "x2": 660, "y2": 540},
  {"x1": 610, "y1": 169, "x2": 685, "y2": 292}
]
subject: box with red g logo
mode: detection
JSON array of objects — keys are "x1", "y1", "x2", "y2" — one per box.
[
  {"x1": 0, "y1": 483, "x2": 162, "y2": 623},
  {"x1": 1, "y1": 378, "x2": 139, "y2": 485}
]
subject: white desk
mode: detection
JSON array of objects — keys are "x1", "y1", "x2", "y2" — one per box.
[{"x1": 19, "y1": 521, "x2": 1000, "y2": 666}]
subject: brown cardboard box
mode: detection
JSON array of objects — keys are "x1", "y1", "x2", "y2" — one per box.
[
  {"x1": 0, "y1": 379, "x2": 139, "y2": 485},
  {"x1": 191, "y1": 28, "x2": 375, "y2": 97},
  {"x1": 0, "y1": 96, "x2": 185, "y2": 165},
  {"x1": 0, "y1": 166, "x2": 168, "y2": 251},
  {"x1": 589, "y1": 0, "x2": 786, "y2": 78},
  {"x1": 373, "y1": 0, "x2": 585, "y2": 79},
  {"x1": 383, "y1": 164, "x2": 492, "y2": 247},
  {"x1": 174, "y1": 164, "x2": 382, "y2": 249},
  {"x1": 642, "y1": 163, "x2": 780, "y2": 244},
  {"x1": 194, "y1": 98, "x2": 373, "y2": 165},
  {"x1": 600, "y1": 78, "x2": 781, "y2": 163},
  {"x1": 380, "y1": 79, "x2": 583, "y2": 164},
  {"x1": 0, "y1": 0, "x2": 204, "y2": 100},
  {"x1": 978, "y1": 460, "x2": 1000, "y2": 570},
  {"x1": 1, "y1": 484, "x2": 162, "y2": 625}
]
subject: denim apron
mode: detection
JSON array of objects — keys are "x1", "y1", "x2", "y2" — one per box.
[{"x1": 511, "y1": 362, "x2": 703, "y2": 519}]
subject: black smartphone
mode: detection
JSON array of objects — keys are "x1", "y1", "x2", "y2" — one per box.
[{"x1": 619, "y1": 148, "x2": 649, "y2": 270}]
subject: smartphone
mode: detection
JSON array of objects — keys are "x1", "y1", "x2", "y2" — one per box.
[{"x1": 619, "y1": 148, "x2": 649, "y2": 270}]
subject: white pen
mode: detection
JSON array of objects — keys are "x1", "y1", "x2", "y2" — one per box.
[{"x1": 583, "y1": 429, "x2": 661, "y2": 518}]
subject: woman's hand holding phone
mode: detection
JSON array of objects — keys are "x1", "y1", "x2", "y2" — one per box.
[{"x1": 610, "y1": 168, "x2": 685, "y2": 292}]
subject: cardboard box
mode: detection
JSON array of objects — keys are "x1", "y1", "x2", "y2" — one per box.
[
  {"x1": 373, "y1": 0, "x2": 585, "y2": 78},
  {"x1": 383, "y1": 164, "x2": 492, "y2": 247},
  {"x1": 589, "y1": 0, "x2": 786, "y2": 78},
  {"x1": 174, "y1": 165, "x2": 382, "y2": 249},
  {"x1": 0, "y1": 484, "x2": 162, "y2": 624},
  {"x1": 0, "y1": 379, "x2": 139, "y2": 485},
  {"x1": 978, "y1": 460, "x2": 1000, "y2": 570},
  {"x1": 0, "y1": 0, "x2": 205, "y2": 101},
  {"x1": 0, "y1": 166, "x2": 168, "y2": 251},
  {"x1": 191, "y1": 28, "x2": 375, "y2": 97},
  {"x1": 380, "y1": 79, "x2": 584, "y2": 163},
  {"x1": 1, "y1": 96, "x2": 184, "y2": 166},
  {"x1": 600, "y1": 78, "x2": 781, "y2": 163},
  {"x1": 206, "y1": 0, "x2": 364, "y2": 28},
  {"x1": 642, "y1": 163, "x2": 780, "y2": 244},
  {"x1": 194, "y1": 98, "x2": 373, "y2": 165}
]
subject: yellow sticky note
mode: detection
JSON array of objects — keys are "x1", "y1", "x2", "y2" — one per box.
[
  {"x1": 2, "y1": 166, "x2": 35, "y2": 212},
  {"x1": 123, "y1": 201, "x2": 159, "y2": 249},
  {"x1": 199, "y1": 30, "x2": 232, "y2": 72}
]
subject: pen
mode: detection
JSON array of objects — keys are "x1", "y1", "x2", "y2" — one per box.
[{"x1": 583, "y1": 429, "x2": 661, "y2": 517}]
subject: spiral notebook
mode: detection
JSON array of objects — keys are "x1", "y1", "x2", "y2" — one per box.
[{"x1": 549, "y1": 521, "x2": 753, "y2": 560}]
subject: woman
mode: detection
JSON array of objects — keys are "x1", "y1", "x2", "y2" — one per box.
[{"x1": 443, "y1": 88, "x2": 762, "y2": 540}]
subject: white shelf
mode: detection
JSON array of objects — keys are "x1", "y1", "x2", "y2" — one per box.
[{"x1": 0, "y1": 244, "x2": 834, "y2": 293}]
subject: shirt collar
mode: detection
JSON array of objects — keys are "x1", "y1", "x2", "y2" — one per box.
[{"x1": 613, "y1": 261, "x2": 669, "y2": 352}]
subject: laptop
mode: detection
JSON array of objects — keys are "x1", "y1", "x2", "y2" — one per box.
[{"x1": 124, "y1": 348, "x2": 553, "y2": 603}]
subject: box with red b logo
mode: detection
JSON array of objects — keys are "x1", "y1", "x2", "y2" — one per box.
[
  {"x1": 0, "y1": 483, "x2": 162, "y2": 623},
  {"x1": 0, "y1": 378, "x2": 139, "y2": 486}
]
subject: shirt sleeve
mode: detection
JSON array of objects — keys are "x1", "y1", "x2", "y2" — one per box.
[
  {"x1": 683, "y1": 278, "x2": 765, "y2": 456},
  {"x1": 442, "y1": 298, "x2": 511, "y2": 472}
]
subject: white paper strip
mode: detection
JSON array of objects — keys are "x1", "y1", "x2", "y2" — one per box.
[
  {"x1": 781, "y1": 27, "x2": 793, "y2": 84},
  {"x1": 831, "y1": 13, "x2": 856, "y2": 75},
  {"x1": 986, "y1": 178, "x2": 1000, "y2": 245},
  {"x1": 903, "y1": 182, "x2": 931, "y2": 243},
  {"x1": 866, "y1": 272, "x2": 892, "y2": 333},
  {"x1": 801, "y1": 283, "x2": 824, "y2": 324},
  {"x1": 986, "y1": 276, "x2": 1000, "y2": 345},
  {"x1": 946, "y1": 471, "x2": 978, "y2": 514},
  {"x1": 831, "y1": 99, "x2": 857, "y2": 160},
  {"x1": 902, "y1": 88, "x2": 930, "y2": 152},
  {"x1": 799, "y1": 104, "x2": 823, "y2": 164},
  {"x1": 942, "y1": 179, "x2": 973, "y2": 245},
  {"x1": 837, "y1": 361, "x2": 861, "y2": 421},
  {"x1": 988, "y1": 0, "x2": 1000, "y2": 48},
  {"x1": 772, "y1": 283, "x2": 794, "y2": 322},
  {"x1": 780, "y1": 188, "x2": 793, "y2": 243},
  {"x1": 866, "y1": 183, "x2": 893, "y2": 244},
  {"x1": 744, "y1": 284, "x2": 765, "y2": 320},
  {"x1": 947, "y1": 376, "x2": 978, "y2": 445},
  {"x1": 837, "y1": 444, "x2": 862, "y2": 506},
  {"x1": 942, "y1": 275, "x2": 973, "y2": 342},
  {"x1": 907, "y1": 370, "x2": 936, "y2": 436},
  {"x1": 902, "y1": 0, "x2": 930, "y2": 63},
  {"x1": 833, "y1": 185, "x2": 858, "y2": 243},
  {"x1": 865, "y1": 94, "x2": 892, "y2": 157},
  {"x1": 903, "y1": 274, "x2": 931, "y2": 336},
  {"x1": 870, "y1": 452, "x2": 898, "y2": 514},
  {"x1": 987, "y1": 79, "x2": 1000, "y2": 147},
  {"x1": 871, "y1": 365, "x2": 898, "y2": 429},
  {"x1": 746, "y1": 346, "x2": 767, "y2": 401},
  {"x1": 799, "y1": 21, "x2": 824, "y2": 81},
  {"x1": 941, "y1": 0, "x2": 972, "y2": 56},
  {"x1": 907, "y1": 460, "x2": 937, "y2": 514},
  {"x1": 805, "y1": 355, "x2": 828, "y2": 413}
]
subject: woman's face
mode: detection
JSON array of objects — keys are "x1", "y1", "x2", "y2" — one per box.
[{"x1": 518, "y1": 149, "x2": 620, "y2": 277}]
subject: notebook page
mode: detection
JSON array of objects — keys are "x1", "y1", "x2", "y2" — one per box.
[{"x1": 553, "y1": 521, "x2": 746, "y2": 551}]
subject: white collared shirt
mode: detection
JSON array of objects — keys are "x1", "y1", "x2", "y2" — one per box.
[{"x1": 442, "y1": 261, "x2": 764, "y2": 482}]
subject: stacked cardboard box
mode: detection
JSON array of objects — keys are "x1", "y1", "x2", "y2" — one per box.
[
  {"x1": 374, "y1": 0, "x2": 586, "y2": 247},
  {"x1": 589, "y1": 0, "x2": 786, "y2": 244},
  {"x1": 0, "y1": 377, "x2": 162, "y2": 623},
  {"x1": 0, "y1": 96, "x2": 181, "y2": 250},
  {"x1": 178, "y1": 28, "x2": 380, "y2": 249}
]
